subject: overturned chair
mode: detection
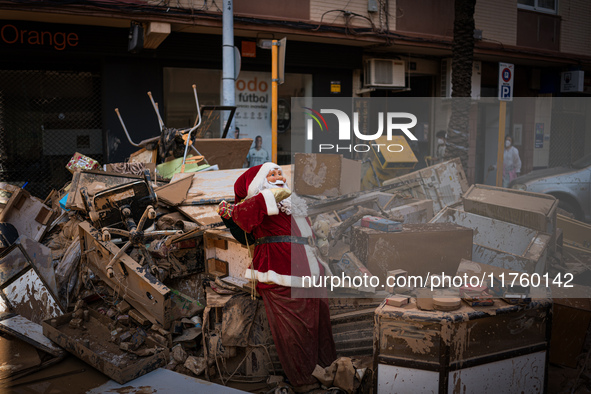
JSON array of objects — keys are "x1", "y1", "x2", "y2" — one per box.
[{"x1": 80, "y1": 169, "x2": 180, "y2": 278}]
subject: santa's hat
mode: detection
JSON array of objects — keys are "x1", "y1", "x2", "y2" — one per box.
[{"x1": 234, "y1": 162, "x2": 279, "y2": 203}]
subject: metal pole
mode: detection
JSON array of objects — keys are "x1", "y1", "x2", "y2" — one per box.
[
  {"x1": 0, "y1": 90, "x2": 6, "y2": 182},
  {"x1": 222, "y1": 0, "x2": 235, "y2": 135},
  {"x1": 271, "y1": 40, "x2": 278, "y2": 163},
  {"x1": 496, "y1": 100, "x2": 507, "y2": 187}
]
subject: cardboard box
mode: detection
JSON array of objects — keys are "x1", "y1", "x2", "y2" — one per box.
[
  {"x1": 351, "y1": 223, "x2": 473, "y2": 283},
  {"x1": 385, "y1": 295, "x2": 410, "y2": 307},
  {"x1": 66, "y1": 152, "x2": 100, "y2": 174},
  {"x1": 294, "y1": 153, "x2": 361, "y2": 197},
  {"x1": 463, "y1": 184, "x2": 558, "y2": 235}
]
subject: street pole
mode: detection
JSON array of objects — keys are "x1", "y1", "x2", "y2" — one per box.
[
  {"x1": 222, "y1": 0, "x2": 235, "y2": 134},
  {"x1": 271, "y1": 39, "x2": 278, "y2": 163},
  {"x1": 496, "y1": 100, "x2": 506, "y2": 186}
]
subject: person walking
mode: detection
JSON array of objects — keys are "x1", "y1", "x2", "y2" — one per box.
[{"x1": 503, "y1": 136, "x2": 521, "y2": 187}]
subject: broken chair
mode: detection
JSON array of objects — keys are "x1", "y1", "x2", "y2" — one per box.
[
  {"x1": 115, "y1": 85, "x2": 236, "y2": 173},
  {"x1": 81, "y1": 169, "x2": 180, "y2": 278}
]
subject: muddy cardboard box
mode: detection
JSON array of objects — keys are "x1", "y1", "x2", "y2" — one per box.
[
  {"x1": 350, "y1": 223, "x2": 472, "y2": 283},
  {"x1": 42, "y1": 309, "x2": 168, "y2": 384},
  {"x1": 463, "y1": 184, "x2": 558, "y2": 235},
  {"x1": 374, "y1": 298, "x2": 552, "y2": 393},
  {"x1": 294, "y1": 153, "x2": 361, "y2": 197}
]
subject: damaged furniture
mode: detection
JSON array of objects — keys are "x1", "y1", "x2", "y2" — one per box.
[
  {"x1": 0, "y1": 240, "x2": 64, "y2": 324},
  {"x1": 374, "y1": 297, "x2": 552, "y2": 393},
  {"x1": 42, "y1": 308, "x2": 169, "y2": 384},
  {"x1": 79, "y1": 221, "x2": 173, "y2": 328},
  {"x1": 431, "y1": 207, "x2": 551, "y2": 273},
  {"x1": 463, "y1": 184, "x2": 558, "y2": 253},
  {"x1": 0, "y1": 183, "x2": 55, "y2": 242},
  {"x1": 382, "y1": 158, "x2": 469, "y2": 213}
]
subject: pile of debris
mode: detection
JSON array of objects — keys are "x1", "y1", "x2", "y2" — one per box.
[{"x1": 0, "y1": 143, "x2": 589, "y2": 393}]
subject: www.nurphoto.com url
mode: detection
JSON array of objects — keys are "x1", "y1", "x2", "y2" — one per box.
[{"x1": 303, "y1": 272, "x2": 575, "y2": 292}]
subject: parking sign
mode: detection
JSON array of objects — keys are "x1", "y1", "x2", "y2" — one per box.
[{"x1": 498, "y1": 62, "x2": 514, "y2": 101}]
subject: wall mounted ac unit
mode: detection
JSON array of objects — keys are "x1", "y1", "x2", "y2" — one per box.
[
  {"x1": 364, "y1": 59, "x2": 406, "y2": 88},
  {"x1": 440, "y1": 58, "x2": 481, "y2": 99}
]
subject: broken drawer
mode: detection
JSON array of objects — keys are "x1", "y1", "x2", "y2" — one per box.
[{"x1": 42, "y1": 309, "x2": 169, "y2": 384}]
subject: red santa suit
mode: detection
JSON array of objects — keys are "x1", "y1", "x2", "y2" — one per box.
[{"x1": 230, "y1": 163, "x2": 336, "y2": 388}]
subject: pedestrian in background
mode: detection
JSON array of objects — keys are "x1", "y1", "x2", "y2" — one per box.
[{"x1": 503, "y1": 135, "x2": 521, "y2": 187}]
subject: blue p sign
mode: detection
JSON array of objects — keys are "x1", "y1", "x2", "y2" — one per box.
[{"x1": 501, "y1": 85, "x2": 511, "y2": 100}]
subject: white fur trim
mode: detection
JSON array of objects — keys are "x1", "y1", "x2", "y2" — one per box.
[
  {"x1": 260, "y1": 189, "x2": 279, "y2": 216},
  {"x1": 247, "y1": 162, "x2": 279, "y2": 198},
  {"x1": 245, "y1": 268, "x2": 303, "y2": 287}
]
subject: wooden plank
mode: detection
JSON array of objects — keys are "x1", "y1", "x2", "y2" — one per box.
[
  {"x1": 192, "y1": 138, "x2": 253, "y2": 170},
  {"x1": 174, "y1": 164, "x2": 292, "y2": 204},
  {"x1": 79, "y1": 222, "x2": 172, "y2": 328},
  {"x1": 178, "y1": 205, "x2": 222, "y2": 226},
  {"x1": 0, "y1": 314, "x2": 63, "y2": 357},
  {"x1": 206, "y1": 238, "x2": 228, "y2": 250},
  {"x1": 154, "y1": 174, "x2": 193, "y2": 206}
]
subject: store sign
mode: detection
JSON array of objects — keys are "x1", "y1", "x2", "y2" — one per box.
[
  {"x1": 0, "y1": 23, "x2": 79, "y2": 51},
  {"x1": 241, "y1": 41, "x2": 256, "y2": 58},
  {"x1": 560, "y1": 70, "x2": 584, "y2": 93},
  {"x1": 234, "y1": 71, "x2": 272, "y2": 155}
]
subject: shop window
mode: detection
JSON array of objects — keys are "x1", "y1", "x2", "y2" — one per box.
[{"x1": 518, "y1": 0, "x2": 558, "y2": 14}]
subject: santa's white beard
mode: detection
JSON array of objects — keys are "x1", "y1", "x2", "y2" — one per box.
[{"x1": 256, "y1": 179, "x2": 308, "y2": 217}]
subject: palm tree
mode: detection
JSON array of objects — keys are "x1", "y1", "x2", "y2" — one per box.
[{"x1": 444, "y1": 0, "x2": 477, "y2": 171}]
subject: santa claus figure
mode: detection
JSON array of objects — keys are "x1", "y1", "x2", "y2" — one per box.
[{"x1": 218, "y1": 162, "x2": 336, "y2": 391}]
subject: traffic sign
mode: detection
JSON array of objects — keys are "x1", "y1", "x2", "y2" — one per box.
[{"x1": 498, "y1": 62, "x2": 514, "y2": 101}]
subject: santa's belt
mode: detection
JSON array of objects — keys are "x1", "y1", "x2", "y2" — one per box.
[{"x1": 254, "y1": 235, "x2": 314, "y2": 247}]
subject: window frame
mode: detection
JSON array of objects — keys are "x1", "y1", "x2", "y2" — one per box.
[{"x1": 517, "y1": 0, "x2": 558, "y2": 14}]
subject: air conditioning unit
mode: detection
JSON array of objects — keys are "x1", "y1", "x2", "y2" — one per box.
[
  {"x1": 364, "y1": 59, "x2": 406, "y2": 88},
  {"x1": 440, "y1": 58, "x2": 481, "y2": 99}
]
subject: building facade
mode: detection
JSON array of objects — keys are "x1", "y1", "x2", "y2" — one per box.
[{"x1": 0, "y1": 0, "x2": 590, "y2": 196}]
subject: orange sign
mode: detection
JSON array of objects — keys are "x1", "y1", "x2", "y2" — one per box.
[
  {"x1": 1, "y1": 24, "x2": 79, "y2": 51},
  {"x1": 241, "y1": 41, "x2": 256, "y2": 58}
]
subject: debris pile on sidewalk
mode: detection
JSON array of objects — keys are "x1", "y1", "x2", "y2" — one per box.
[{"x1": 0, "y1": 143, "x2": 589, "y2": 393}]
